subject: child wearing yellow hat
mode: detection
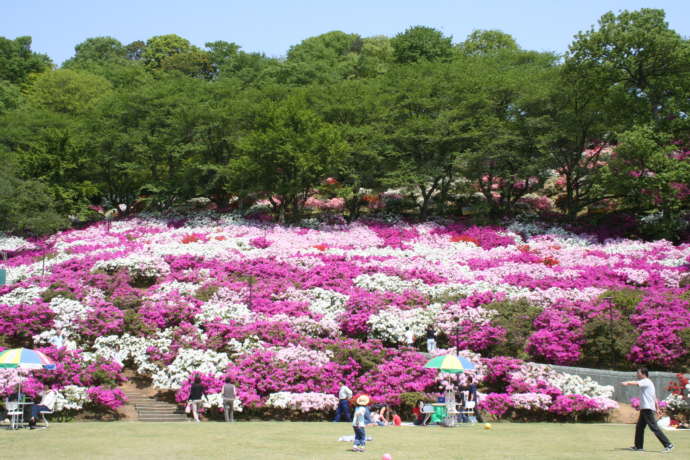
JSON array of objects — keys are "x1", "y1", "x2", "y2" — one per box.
[{"x1": 351, "y1": 395, "x2": 369, "y2": 452}]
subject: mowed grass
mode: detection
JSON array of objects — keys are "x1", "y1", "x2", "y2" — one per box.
[{"x1": 1, "y1": 421, "x2": 687, "y2": 460}]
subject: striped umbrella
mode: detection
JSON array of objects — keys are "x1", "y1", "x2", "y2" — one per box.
[
  {"x1": 457, "y1": 356, "x2": 476, "y2": 371},
  {"x1": 0, "y1": 348, "x2": 56, "y2": 370},
  {"x1": 424, "y1": 354, "x2": 465, "y2": 374}
]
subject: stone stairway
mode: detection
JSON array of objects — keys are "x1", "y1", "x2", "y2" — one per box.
[{"x1": 122, "y1": 388, "x2": 188, "y2": 422}]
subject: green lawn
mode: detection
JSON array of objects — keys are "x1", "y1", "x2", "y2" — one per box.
[{"x1": 1, "y1": 422, "x2": 687, "y2": 460}]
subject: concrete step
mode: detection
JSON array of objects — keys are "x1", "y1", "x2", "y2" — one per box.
[
  {"x1": 139, "y1": 415, "x2": 187, "y2": 422},
  {"x1": 119, "y1": 386, "x2": 188, "y2": 422},
  {"x1": 137, "y1": 409, "x2": 184, "y2": 414},
  {"x1": 133, "y1": 402, "x2": 179, "y2": 407},
  {"x1": 138, "y1": 411, "x2": 186, "y2": 417}
]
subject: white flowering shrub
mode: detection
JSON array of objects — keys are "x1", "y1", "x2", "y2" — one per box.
[
  {"x1": 92, "y1": 253, "x2": 170, "y2": 279},
  {"x1": 267, "y1": 313, "x2": 340, "y2": 337},
  {"x1": 151, "y1": 348, "x2": 230, "y2": 390},
  {"x1": 512, "y1": 363, "x2": 614, "y2": 399},
  {"x1": 305, "y1": 288, "x2": 349, "y2": 318},
  {"x1": 150, "y1": 281, "x2": 199, "y2": 297},
  {"x1": 54, "y1": 385, "x2": 89, "y2": 411},
  {"x1": 506, "y1": 221, "x2": 595, "y2": 245},
  {"x1": 663, "y1": 393, "x2": 689, "y2": 423},
  {"x1": 33, "y1": 329, "x2": 78, "y2": 350},
  {"x1": 0, "y1": 286, "x2": 43, "y2": 306},
  {"x1": 0, "y1": 236, "x2": 36, "y2": 252},
  {"x1": 91, "y1": 332, "x2": 173, "y2": 374},
  {"x1": 266, "y1": 392, "x2": 338, "y2": 412},
  {"x1": 368, "y1": 305, "x2": 440, "y2": 344},
  {"x1": 354, "y1": 273, "x2": 425, "y2": 293},
  {"x1": 49, "y1": 297, "x2": 91, "y2": 334},
  {"x1": 204, "y1": 392, "x2": 244, "y2": 412},
  {"x1": 196, "y1": 300, "x2": 252, "y2": 325}
]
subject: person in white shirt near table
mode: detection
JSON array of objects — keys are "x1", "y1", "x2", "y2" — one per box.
[
  {"x1": 621, "y1": 368, "x2": 674, "y2": 452},
  {"x1": 28, "y1": 388, "x2": 57, "y2": 429}
]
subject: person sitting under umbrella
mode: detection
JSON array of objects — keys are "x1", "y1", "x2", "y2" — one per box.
[{"x1": 28, "y1": 388, "x2": 57, "y2": 429}]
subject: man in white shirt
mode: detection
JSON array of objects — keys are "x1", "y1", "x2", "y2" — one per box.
[
  {"x1": 621, "y1": 368, "x2": 674, "y2": 452},
  {"x1": 332, "y1": 383, "x2": 352, "y2": 422}
]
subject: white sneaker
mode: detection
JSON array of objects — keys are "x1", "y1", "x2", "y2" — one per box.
[{"x1": 662, "y1": 444, "x2": 674, "y2": 453}]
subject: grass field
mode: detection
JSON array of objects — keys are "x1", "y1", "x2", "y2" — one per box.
[{"x1": 2, "y1": 421, "x2": 687, "y2": 460}]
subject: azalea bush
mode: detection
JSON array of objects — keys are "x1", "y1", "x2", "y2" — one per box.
[{"x1": 0, "y1": 214, "x2": 687, "y2": 421}]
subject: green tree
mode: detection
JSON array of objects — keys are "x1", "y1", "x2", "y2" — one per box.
[
  {"x1": 457, "y1": 29, "x2": 519, "y2": 56},
  {"x1": 125, "y1": 40, "x2": 146, "y2": 61},
  {"x1": 234, "y1": 92, "x2": 347, "y2": 222},
  {"x1": 1, "y1": 69, "x2": 112, "y2": 215},
  {"x1": 87, "y1": 74, "x2": 208, "y2": 210},
  {"x1": 279, "y1": 31, "x2": 362, "y2": 85},
  {"x1": 567, "y1": 8, "x2": 690, "y2": 125},
  {"x1": 538, "y1": 63, "x2": 612, "y2": 220},
  {"x1": 0, "y1": 80, "x2": 22, "y2": 114},
  {"x1": 178, "y1": 77, "x2": 250, "y2": 209},
  {"x1": 0, "y1": 153, "x2": 67, "y2": 235},
  {"x1": 604, "y1": 125, "x2": 690, "y2": 240},
  {"x1": 459, "y1": 52, "x2": 555, "y2": 217},
  {"x1": 62, "y1": 37, "x2": 149, "y2": 89},
  {"x1": 381, "y1": 62, "x2": 466, "y2": 218},
  {"x1": 26, "y1": 69, "x2": 113, "y2": 114},
  {"x1": 0, "y1": 36, "x2": 52, "y2": 85},
  {"x1": 390, "y1": 26, "x2": 453, "y2": 64},
  {"x1": 142, "y1": 34, "x2": 212, "y2": 78},
  {"x1": 354, "y1": 36, "x2": 394, "y2": 78},
  {"x1": 63, "y1": 37, "x2": 126, "y2": 66},
  {"x1": 308, "y1": 79, "x2": 389, "y2": 221}
]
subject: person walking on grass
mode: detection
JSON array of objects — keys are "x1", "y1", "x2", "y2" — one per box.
[
  {"x1": 621, "y1": 368, "x2": 674, "y2": 453},
  {"x1": 332, "y1": 382, "x2": 352, "y2": 422},
  {"x1": 222, "y1": 377, "x2": 236, "y2": 423},
  {"x1": 351, "y1": 395, "x2": 369, "y2": 452},
  {"x1": 188, "y1": 375, "x2": 207, "y2": 423}
]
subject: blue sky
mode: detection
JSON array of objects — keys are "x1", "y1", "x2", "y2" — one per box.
[{"x1": 3, "y1": 0, "x2": 689, "y2": 66}]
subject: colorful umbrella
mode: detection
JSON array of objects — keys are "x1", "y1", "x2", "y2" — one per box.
[
  {"x1": 424, "y1": 354, "x2": 465, "y2": 374},
  {"x1": 457, "y1": 356, "x2": 476, "y2": 371},
  {"x1": 0, "y1": 348, "x2": 56, "y2": 370}
]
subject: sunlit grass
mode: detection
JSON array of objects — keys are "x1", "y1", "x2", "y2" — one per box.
[{"x1": 2, "y1": 421, "x2": 687, "y2": 459}]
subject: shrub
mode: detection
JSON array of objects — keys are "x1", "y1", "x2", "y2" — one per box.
[{"x1": 489, "y1": 299, "x2": 540, "y2": 359}]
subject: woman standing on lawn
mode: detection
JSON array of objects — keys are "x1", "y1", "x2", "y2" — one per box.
[{"x1": 188, "y1": 375, "x2": 207, "y2": 423}]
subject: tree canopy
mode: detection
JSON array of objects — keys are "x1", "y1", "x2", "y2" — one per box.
[{"x1": 0, "y1": 8, "x2": 688, "y2": 236}]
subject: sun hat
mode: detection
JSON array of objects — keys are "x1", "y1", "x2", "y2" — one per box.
[{"x1": 356, "y1": 395, "x2": 370, "y2": 406}]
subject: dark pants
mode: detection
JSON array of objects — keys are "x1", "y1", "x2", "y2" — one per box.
[
  {"x1": 635, "y1": 409, "x2": 671, "y2": 449},
  {"x1": 353, "y1": 426, "x2": 366, "y2": 447},
  {"x1": 333, "y1": 399, "x2": 351, "y2": 422},
  {"x1": 31, "y1": 405, "x2": 50, "y2": 419},
  {"x1": 223, "y1": 399, "x2": 234, "y2": 422}
]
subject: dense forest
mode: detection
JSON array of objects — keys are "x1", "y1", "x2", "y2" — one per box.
[{"x1": 1, "y1": 8, "x2": 689, "y2": 239}]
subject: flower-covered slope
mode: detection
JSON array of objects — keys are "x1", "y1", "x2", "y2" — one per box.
[{"x1": 1, "y1": 217, "x2": 688, "y2": 419}]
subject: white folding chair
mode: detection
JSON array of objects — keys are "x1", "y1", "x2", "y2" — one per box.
[
  {"x1": 5, "y1": 400, "x2": 24, "y2": 430},
  {"x1": 39, "y1": 409, "x2": 54, "y2": 427}
]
